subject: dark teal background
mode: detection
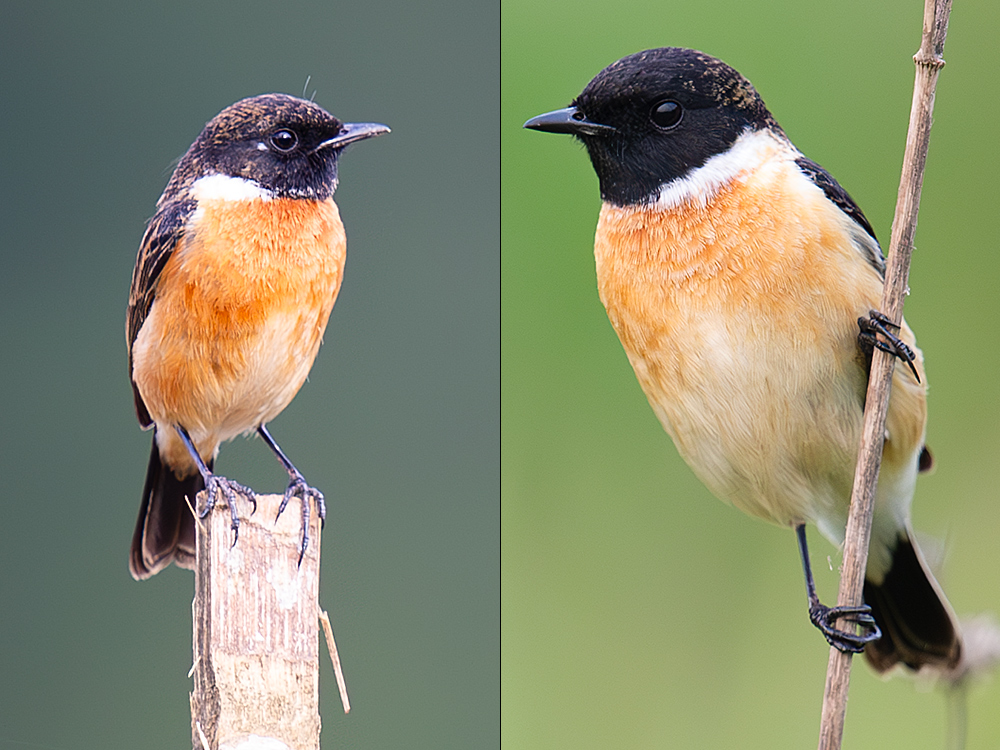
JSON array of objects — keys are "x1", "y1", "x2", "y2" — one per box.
[
  {"x1": 504, "y1": 1, "x2": 1000, "y2": 748},
  {"x1": 0, "y1": 1, "x2": 497, "y2": 748}
]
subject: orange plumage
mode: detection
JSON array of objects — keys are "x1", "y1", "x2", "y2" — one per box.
[
  {"x1": 131, "y1": 196, "x2": 345, "y2": 475},
  {"x1": 593, "y1": 150, "x2": 927, "y2": 575},
  {"x1": 127, "y1": 93, "x2": 387, "y2": 579},
  {"x1": 525, "y1": 47, "x2": 961, "y2": 672}
]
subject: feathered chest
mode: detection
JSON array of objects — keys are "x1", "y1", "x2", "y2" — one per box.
[
  {"x1": 593, "y1": 162, "x2": 883, "y2": 378},
  {"x1": 169, "y1": 195, "x2": 346, "y2": 321},
  {"x1": 591, "y1": 163, "x2": 890, "y2": 519}
]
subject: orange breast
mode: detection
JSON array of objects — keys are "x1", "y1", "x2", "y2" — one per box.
[
  {"x1": 131, "y1": 196, "x2": 346, "y2": 465},
  {"x1": 593, "y1": 162, "x2": 926, "y2": 528}
]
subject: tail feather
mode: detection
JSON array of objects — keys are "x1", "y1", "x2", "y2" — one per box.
[
  {"x1": 129, "y1": 436, "x2": 204, "y2": 580},
  {"x1": 864, "y1": 530, "x2": 962, "y2": 674}
]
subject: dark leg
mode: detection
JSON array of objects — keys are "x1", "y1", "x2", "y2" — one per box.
[
  {"x1": 795, "y1": 524, "x2": 881, "y2": 653},
  {"x1": 175, "y1": 425, "x2": 257, "y2": 546},
  {"x1": 257, "y1": 424, "x2": 327, "y2": 564},
  {"x1": 857, "y1": 309, "x2": 919, "y2": 382}
]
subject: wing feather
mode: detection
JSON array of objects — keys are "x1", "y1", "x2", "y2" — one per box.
[
  {"x1": 795, "y1": 156, "x2": 885, "y2": 279},
  {"x1": 126, "y1": 198, "x2": 196, "y2": 427}
]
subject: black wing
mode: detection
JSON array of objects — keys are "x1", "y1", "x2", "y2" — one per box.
[
  {"x1": 795, "y1": 156, "x2": 884, "y2": 278},
  {"x1": 126, "y1": 198, "x2": 196, "y2": 427}
]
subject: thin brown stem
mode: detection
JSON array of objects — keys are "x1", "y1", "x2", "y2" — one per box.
[{"x1": 817, "y1": 2, "x2": 952, "y2": 748}]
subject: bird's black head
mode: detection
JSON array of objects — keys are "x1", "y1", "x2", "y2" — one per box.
[
  {"x1": 525, "y1": 48, "x2": 781, "y2": 206},
  {"x1": 166, "y1": 93, "x2": 389, "y2": 201}
]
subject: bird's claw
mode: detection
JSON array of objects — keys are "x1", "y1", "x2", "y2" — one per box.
[
  {"x1": 809, "y1": 602, "x2": 881, "y2": 654},
  {"x1": 199, "y1": 475, "x2": 258, "y2": 546},
  {"x1": 858, "y1": 309, "x2": 919, "y2": 381},
  {"x1": 276, "y1": 475, "x2": 327, "y2": 565}
]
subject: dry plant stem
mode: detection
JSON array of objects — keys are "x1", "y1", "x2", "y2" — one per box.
[
  {"x1": 816, "y1": 1, "x2": 951, "y2": 749},
  {"x1": 320, "y1": 609, "x2": 352, "y2": 714}
]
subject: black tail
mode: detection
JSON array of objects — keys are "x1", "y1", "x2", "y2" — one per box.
[
  {"x1": 129, "y1": 435, "x2": 204, "y2": 580},
  {"x1": 864, "y1": 530, "x2": 962, "y2": 673}
]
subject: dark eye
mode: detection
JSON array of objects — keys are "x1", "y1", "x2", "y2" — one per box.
[
  {"x1": 269, "y1": 129, "x2": 298, "y2": 152},
  {"x1": 651, "y1": 100, "x2": 683, "y2": 130}
]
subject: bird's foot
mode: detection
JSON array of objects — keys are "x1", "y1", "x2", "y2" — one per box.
[
  {"x1": 809, "y1": 602, "x2": 881, "y2": 654},
  {"x1": 199, "y1": 475, "x2": 258, "y2": 547},
  {"x1": 857, "y1": 309, "x2": 919, "y2": 381},
  {"x1": 277, "y1": 474, "x2": 326, "y2": 565}
]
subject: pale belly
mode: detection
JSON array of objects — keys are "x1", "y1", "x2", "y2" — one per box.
[
  {"x1": 618, "y1": 301, "x2": 868, "y2": 527},
  {"x1": 592, "y1": 185, "x2": 926, "y2": 536},
  {"x1": 132, "y1": 299, "x2": 329, "y2": 444},
  {"x1": 130, "y1": 195, "x2": 345, "y2": 471}
]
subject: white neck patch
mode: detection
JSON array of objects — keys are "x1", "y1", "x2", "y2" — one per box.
[
  {"x1": 191, "y1": 173, "x2": 274, "y2": 202},
  {"x1": 649, "y1": 128, "x2": 792, "y2": 210}
]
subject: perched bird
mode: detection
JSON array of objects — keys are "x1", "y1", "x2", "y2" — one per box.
[
  {"x1": 525, "y1": 47, "x2": 961, "y2": 673},
  {"x1": 127, "y1": 94, "x2": 388, "y2": 580}
]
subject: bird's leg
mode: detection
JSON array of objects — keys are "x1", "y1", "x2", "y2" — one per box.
[
  {"x1": 175, "y1": 425, "x2": 257, "y2": 546},
  {"x1": 795, "y1": 524, "x2": 881, "y2": 653},
  {"x1": 257, "y1": 424, "x2": 326, "y2": 565},
  {"x1": 857, "y1": 309, "x2": 919, "y2": 382}
]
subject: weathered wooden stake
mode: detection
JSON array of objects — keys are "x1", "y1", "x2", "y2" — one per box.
[{"x1": 191, "y1": 494, "x2": 322, "y2": 750}]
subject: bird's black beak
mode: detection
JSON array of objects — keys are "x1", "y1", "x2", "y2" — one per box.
[
  {"x1": 523, "y1": 107, "x2": 616, "y2": 137},
  {"x1": 314, "y1": 122, "x2": 391, "y2": 152}
]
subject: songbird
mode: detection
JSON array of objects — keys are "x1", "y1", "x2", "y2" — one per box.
[
  {"x1": 524, "y1": 47, "x2": 961, "y2": 673},
  {"x1": 127, "y1": 93, "x2": 388, "y2": 580}
]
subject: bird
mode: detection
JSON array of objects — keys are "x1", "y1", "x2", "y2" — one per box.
[
  {"x1": 127, "y1": 93, "x2": 388, "y2": 580},
  {"x1": 524, "y1": 47, "x2": 961, "y2": 674}
]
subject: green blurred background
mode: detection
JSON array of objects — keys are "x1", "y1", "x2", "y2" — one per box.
[
  {"x1": 0, "y1": 1, "x2": 496, "y2": 749},
  {"x1": 504, "y1": 0, "x2": 1000, "y2": 748}
]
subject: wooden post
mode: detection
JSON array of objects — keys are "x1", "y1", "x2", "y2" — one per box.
[
  {"x1": 816, "y1": 1, "x2": 951, "y2": 748},
  {"x1": 191, "y1": 494, "x2": 322, "y2": 750}
]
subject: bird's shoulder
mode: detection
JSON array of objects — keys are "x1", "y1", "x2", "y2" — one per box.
[{"x1": 793, "y1": 155, "x2": 885, "y2": 278}]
